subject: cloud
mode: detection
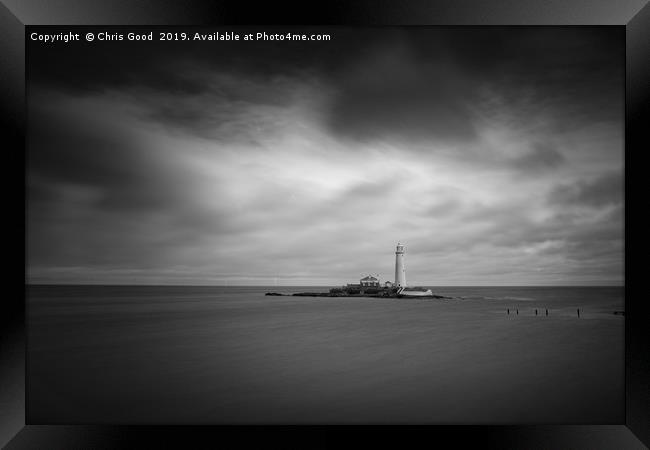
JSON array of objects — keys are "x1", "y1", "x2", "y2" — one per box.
[
  {"x1": 547, "y1": 171, "x2": 624, "y2": 208},
  {"x1": 324, "y1": 44, "x2": 478, "y2": 144},
  {"x1": 27, "y1": 28, "x2": 624, "y2": 285},
  {"x1": 510, "y1": 142, "x2": 566, "y2": 173}
]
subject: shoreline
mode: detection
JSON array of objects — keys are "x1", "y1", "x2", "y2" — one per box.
[{"x1": 265, "y1": 291, "x2": 454, "y2": 299}]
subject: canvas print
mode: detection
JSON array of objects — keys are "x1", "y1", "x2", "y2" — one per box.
[{"x1": 26, "y1": 26, "x2": 624, "y2": 423}]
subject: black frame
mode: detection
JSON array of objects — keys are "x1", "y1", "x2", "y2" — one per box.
[{"x1": 2, "y1": 1, "x2": 648, "y2": 448}]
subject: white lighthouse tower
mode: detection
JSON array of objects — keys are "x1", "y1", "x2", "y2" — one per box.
[{"x1": 394, "y1": 242, "x2": 406, "y2": 287}]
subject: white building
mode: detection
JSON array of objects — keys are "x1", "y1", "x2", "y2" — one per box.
[
  {"x1": 360, "y1": 275, "x2": 380, "y2": 287},
  {"x1": 394, "y1": 242, "x2": 406, "y2": 287}
]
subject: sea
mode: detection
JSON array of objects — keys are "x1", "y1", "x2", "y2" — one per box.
[{"x1": 26, "y1": 285, "x2": 624, "y2": 424}]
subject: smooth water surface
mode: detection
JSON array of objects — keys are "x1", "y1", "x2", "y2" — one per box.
[{"x1": 27, "y1": 285, "x2": 624, "y2": 424}]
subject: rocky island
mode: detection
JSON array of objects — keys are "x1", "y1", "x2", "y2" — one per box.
[
  {"x1": 266, "y1": 243, "x2": 453, "y2": 299},
  {"x1": 265, "y1": 287, "x2": 452, "y2": 299}
]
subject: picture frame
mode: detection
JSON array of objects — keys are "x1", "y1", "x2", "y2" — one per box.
[{"x1": 1, "y1": 0, "x2": 648, "y2": 448}]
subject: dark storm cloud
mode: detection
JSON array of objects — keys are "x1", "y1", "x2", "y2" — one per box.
[
  {"x1": 28, "y1": 107, "x2": 139, "y2": 189},
  {"x1": 547, "y1": 171, "x2": 624, "y2": 208},
  {"x1": 28, "y1": 27, "x2": 345, "y2": 96},
  {"x1": 27, "y1": 27, "x2": 624, "y2": 285},
  {"x1": 29, "y1": 27, "x2": 622, "y2": 146},
  {"x1": 414, "y1": 188, "x2": 622, "y2": 267},
  {"x1": 492, "y1": 211, "x2": 622, "y2": 262},
  {"x1": 27, "y1": 96, "x2": 186, "y2": 214},
  {"x1": 510, "y1": 142, "x2": 566, "y2": 173},
  {"x1": 133, "y1": 75, "x2": 310, "y2": 142},
  {"x1": 461, "y1": 28, "x2": 623, "y2": 118},
  {"x1": 325, "y1": 48, "x2": 478, "y2": 143},
  {"x1": 323, "y1": 27, "x2": 622, "y2": 144},
  {"x1": 27, "y1": 90, "x2": 252, "y2": 269}
]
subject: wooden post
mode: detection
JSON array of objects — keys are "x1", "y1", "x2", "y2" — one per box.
[
  {"x1": 535, "y1": 309, "x2": 538, "y2": 316},
  {"x1": 507, "y1": 308, "x2": 510, "y2": 315},
  {"x1": 577, "y1": 308, "x2": 580, "y2": 318},
  {"x1": 546, "y1": 309, "x2": 548, "y2": 316}
]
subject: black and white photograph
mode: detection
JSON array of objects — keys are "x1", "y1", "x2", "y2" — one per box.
[{"x1": 26, "y1": 26, "x2": 624, "y2": 424}]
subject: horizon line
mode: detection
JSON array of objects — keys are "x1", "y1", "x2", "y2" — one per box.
[{"x1": 26, "y1": 283, "x2": 625, "y2": 288}]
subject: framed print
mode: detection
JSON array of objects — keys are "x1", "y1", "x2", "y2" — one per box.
[{"x1": 1, "y1": 0, "x2": 648, "y2": 448}]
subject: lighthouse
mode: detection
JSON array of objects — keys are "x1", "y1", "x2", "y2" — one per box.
[{"x1": 394, "y1": 242, "x2": 406, "y2": 287}]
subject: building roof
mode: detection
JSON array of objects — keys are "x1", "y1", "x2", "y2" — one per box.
[{"x1": 360, "y1": 275, "x2": 378, "y2": 281}]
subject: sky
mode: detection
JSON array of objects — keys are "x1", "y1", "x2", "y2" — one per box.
[{"x1": 26, "y1": 27, "x2": 624, "y2": 286}]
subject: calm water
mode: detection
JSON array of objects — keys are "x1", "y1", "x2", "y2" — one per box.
[{"x1": 27, "y1": 285, "x2": 624, "y2": 424}]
